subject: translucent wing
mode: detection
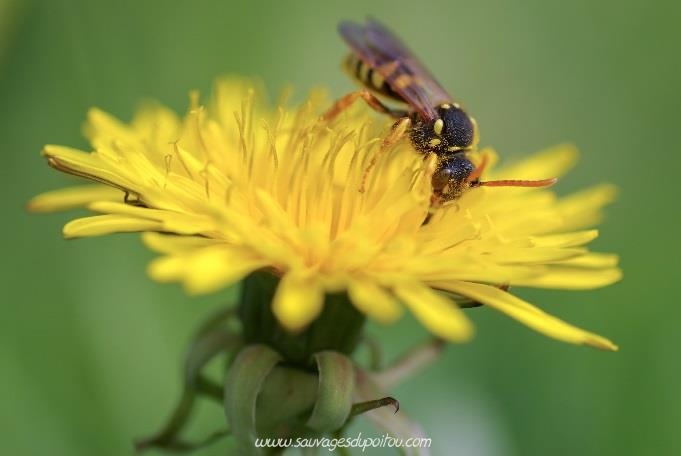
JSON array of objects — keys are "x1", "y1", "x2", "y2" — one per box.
[
  {"x1": 365, "y1": 18, "x2": 453, "y2": 105},
  {"x1": 339, "y1": 19, "x2": 451, "y2": 121}
]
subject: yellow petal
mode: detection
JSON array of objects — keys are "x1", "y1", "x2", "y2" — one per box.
[
  {"x1": 42, "y1": 145, "x2": 134, "y2": 189},
  {"x1": 88, "y1": 201, "x2": 165, "y2": 218},
  {"x1": 84, "y1": 108, "x2": 137, "y2": 144},
  {"x1": 513, "y1": 266, "x2": 622, "y2": 289},
  {"x1": 147, "y1": 246, "x2": 266, "y2": 295},
  {"x1": 493, "y1": 143, "x2": 578, "y2": 180},
  {"x1": 491, "y1": 247, "x2": 586, "y2": 265},
  {"x1": 147, "y1": 255, "x2": 186, "y2": 282},
  {"x1": 131, "y1": 102, "x2": 182, "y2": 144},
  {"x1": 530, "y1": 230, "x2": 599, "y2": 248},
  {"x1": 87, "y1": 201, "x2": 216, "y2": 235},
  {"x1": 393, "y1": 281, "x2": 473, "y2": 342},
  {"x1": 441, "y1": 280, "x2": 617, "y2": 350},
  {"x1": 556, "y1": 184, "x2": 618, "y2": 230},
  {"x1": 63, "y1": 215, "x2": 163, "y2": 239},
  {"x1": 27, "y1": 185, "x2": 123, "y2": 212},
  {"x1": 272, "y1": 272, "x2": 324, "y2": 332},
  {"x1": 347, "y1": 278, "x2": 403, "y2": 324},
  {"x1": 183, "y1": 248, "x2": 266, "y2": 295},
  {"x1": 142, "y1": 232, "x2": 219, "y2": 254},
  {"x1": 556, "y1": 252, "x2": 619, "y2": 268}
]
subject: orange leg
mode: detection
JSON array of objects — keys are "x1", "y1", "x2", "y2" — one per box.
[
  {"x1": 359, "y1": 117, "x2": 411, "y2": 193},
  {"x1": 322, "y1": 89, "x2": 407, "y2": 122},
  {"x1": 465, "y1": 153, "x2": 489, "y2": 184}
]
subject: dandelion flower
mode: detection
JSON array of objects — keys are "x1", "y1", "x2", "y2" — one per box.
[{"x1": 29, "y1": 78, "x2": 621, "y2": 350}]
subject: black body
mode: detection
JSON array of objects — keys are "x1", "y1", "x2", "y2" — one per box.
[{"x1": 339, "y1": 18, "x2": 479, "y2": 201}]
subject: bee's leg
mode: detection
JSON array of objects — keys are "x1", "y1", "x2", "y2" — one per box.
[
  {"x1": 322, "y1": 89, "x2": 406, "y2": 121},
  {"x1": 359, "y1": 116, "x2": 411, "y2": 193}
]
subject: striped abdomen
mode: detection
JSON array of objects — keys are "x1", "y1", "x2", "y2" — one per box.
[{"x1": 344, "y1": 54, "x2": 403, "y2": 102}]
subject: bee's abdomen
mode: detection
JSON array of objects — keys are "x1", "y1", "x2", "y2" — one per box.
[{"x1": 344, "y1": 54, "x2": 403, "y2": 102}]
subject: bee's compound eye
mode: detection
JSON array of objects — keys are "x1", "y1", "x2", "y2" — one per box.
[
  {"x1": 442, "y1": 156, "x2": 473, "y2": 181},
  {"x1": 432, "y1": 167, "x2": 452, "y2": 192},
  {"x1": 432, "y1": 155, "x2": 475, "y2": 200}
]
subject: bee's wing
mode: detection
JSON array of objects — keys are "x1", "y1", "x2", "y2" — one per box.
[
  {"x1": 365, "y1": 18, "x2": 453, "y2": 105},
  {"x1": 339, "y1": 20, "x2": 442, "y2": 121}
]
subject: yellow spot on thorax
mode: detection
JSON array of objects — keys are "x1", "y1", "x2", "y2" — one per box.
[
  {"x1": 433, "y1": 118, "x2": 444, "y2": 135},
  {"x1": 429, "y1": 138, "x2": 442, "y2": 147}
]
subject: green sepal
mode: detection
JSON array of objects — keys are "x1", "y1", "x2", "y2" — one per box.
[
  {"x1": 224, "y1": 344, "x2": 282, "y2": 455},
  {"x1": 185, "y1": 326, "x2": 240, "y2": 388},
  {"x1": 306, "y1": 351, "x2": 355, "y2": 432},
  {"x1": 256, "y1": 366, "x2": 319, "y2": 436}
]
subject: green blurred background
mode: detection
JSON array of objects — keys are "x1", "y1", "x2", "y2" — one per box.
[{"x1": 2, "y1": 0, "x2": 679, "y2": 454}]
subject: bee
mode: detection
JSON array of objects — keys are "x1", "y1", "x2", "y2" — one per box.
[{"x1": 324, "y1": 18, "x2": 556, "y2": 203}]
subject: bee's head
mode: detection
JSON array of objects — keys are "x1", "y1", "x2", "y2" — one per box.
[
  {"x1": 431, "y1": 153, "x2": 475, "y2": 201},
  {"x1": 410, "y1": 103, "x2": 478, "y2": 154}
]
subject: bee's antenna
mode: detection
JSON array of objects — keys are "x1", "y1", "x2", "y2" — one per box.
[
  {"x1": 465, "y1": 154, "x2": 556, "y2": 188},
  {"x1": 474, "y1": 177, "x2": 558, "y2": 188}
]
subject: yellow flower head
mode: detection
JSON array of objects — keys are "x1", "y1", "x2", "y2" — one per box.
[{"x1": 29, "y1": 78, "x2": 621, "y2": 350}]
